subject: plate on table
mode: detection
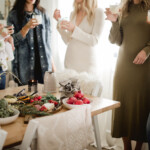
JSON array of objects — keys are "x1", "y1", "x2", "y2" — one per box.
[
  {"x1": 62, "y1": 98, "x2": 92, "y2": 110},
  {"x1": 0, "y1": 108, "x2": 20, "y2": 125}
]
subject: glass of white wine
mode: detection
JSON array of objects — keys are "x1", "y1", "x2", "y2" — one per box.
[
  {"x1": 58, "y1": 17, "x2": 69, "y2": 29},
  {"x1": 147, "y1": 10, "x2": 150, "y2": 23},
  {"x1": 32, "y1": 14, "x2": 42, "y2": 24},
  {"x1": 109, "y1": 2, "x2": 120, "y2": 14}
]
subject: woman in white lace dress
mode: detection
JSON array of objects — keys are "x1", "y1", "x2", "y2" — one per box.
[
  {"x1": 0, "y1": 24, "x2": 14, "y2": 90},
  {"x1": 53, "y1": 0, "x2": 104, "y2": 73}
]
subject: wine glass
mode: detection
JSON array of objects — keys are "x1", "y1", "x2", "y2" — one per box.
[
  {"x1": 58, "y1": 17, "x2": 69, "y2": 29},
  {"x1": 109, "y1": 2, "x2": 120, "y2": 14},
  {"x1": 147, "y1": 10, "x2": 150, "y2": 23},
  {"x1": 32, "y1": 14, "x2": 42, "y2": 24}
]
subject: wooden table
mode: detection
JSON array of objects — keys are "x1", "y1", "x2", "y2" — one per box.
[{"x1": 0, "y1": 85, "x2": 120, "y2": 150}]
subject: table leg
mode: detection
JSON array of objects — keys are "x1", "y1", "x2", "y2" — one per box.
[{"x1": 92, "y1": 115, "x2": 102, "y2": 150}]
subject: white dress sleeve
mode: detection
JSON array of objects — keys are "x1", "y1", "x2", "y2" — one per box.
[
  {"x1": 57, "y1": 29, "x2": 72, "y2": 45},
  {"x1": 71, "y1": 8, "x2": 104, "y2": 46}
]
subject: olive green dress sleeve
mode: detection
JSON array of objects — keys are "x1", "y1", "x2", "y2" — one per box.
[
  {"x1": 109, "y1": 20, "x2": 123, "y2": 46},
  {"x1": 143, "y1": 42, "x2": 150, "y2": 57}
]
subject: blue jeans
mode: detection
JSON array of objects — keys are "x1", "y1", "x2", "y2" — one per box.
[
  {"x1": 0, "y1": 67, "x2": 6, "y2": 90},
  {"x1": 147, "y1": 113, "x2": 150, "y2": 150}
]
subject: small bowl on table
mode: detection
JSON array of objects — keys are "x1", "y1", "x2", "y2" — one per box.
[
  {"x1": 0, "y1": 108, "x2": 20, "y2": 125},
  {"x1": 62, "y1": 98, "x2": 92, "y2": 110}
]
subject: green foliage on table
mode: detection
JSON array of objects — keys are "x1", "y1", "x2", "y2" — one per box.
[
  {"x1": 0, "y1": 99, "x2": 15, "y2": 118},
  {"x1": 32, "y1": 101, "x2": 44, "y2": 106},
  {"x1": 41, "y1": 93, "x2": 59, "y2": 103},
  {"x1": 0, "y1": 99, "x2": 8, "y2": 109},
  {"x1": 2, "y1": 93, "x2": 61, "y2": 117},
  {"x1": 18, "y1": 105, "x2": 50, "y2": 117}
]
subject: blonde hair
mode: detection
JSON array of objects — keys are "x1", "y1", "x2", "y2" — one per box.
[
  {"x1": 120, "y1": 0, "x2": 150, "y2": 18},
  {"x1": 71, "y1": 0, "x2": 98, "y2": 24}
]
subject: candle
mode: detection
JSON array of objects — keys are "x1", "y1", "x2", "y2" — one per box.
[{"x1": 28, "y1": 79, "x2": 38, "y2": 92}]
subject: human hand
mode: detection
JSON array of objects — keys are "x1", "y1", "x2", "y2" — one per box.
[
  {"x1": 5, "y1": 25, "x2": 14, "y2": 35},
  {"x1": 60, "y1": 21, "x2": 75, "y2": 32},
  {"x1": 53, "y1": 9, "x2": 61, "y2": 21},
  {"x1": 0, "y1": 24, "x2": 8, "y2": 38},
  {"x1": 21, "y1": 19, "x2": 38, "y2": 37},
  {"x1": 0, "y1": 24, "x2": 4, "y2": 32},
  {"x1": 133, "y1": 50, "x2": 148, "y2": 64},
  {"x1": 105, "y1": 8, "x2": 118, "y2": 22},
  {"x1": 25, "y1": 18, "x2": 39, "y2": 29},
  {"x1": 4, "y1": 36, "x2": 15, "y2": 51}
]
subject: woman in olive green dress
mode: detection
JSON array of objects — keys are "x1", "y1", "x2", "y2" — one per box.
[{"x1": 105, "y1": 0, "x2": 150, "y2": 149}]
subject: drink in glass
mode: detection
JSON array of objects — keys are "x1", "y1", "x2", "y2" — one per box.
[
  {"x1": 32, "y1": 15, "x2": 42, "y2": 24},
  {"x1": 147, "y1": 10, "x2": 150, "y2": 23},
  {"x1": 109, "y1": 4, "x2": 120, "y2": 14}
]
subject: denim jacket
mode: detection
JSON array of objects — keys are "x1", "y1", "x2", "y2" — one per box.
[{"x1": 7, "y1": 8, "x2": 52, "y2": 84}]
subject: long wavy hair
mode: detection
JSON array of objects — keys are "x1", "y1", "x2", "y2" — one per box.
[
  {"x1": 120, "y1": 0, "x2": 150, "y2": 18},
  {"x1": 12, "y1": 0, "x2": 45, "y2": 24},
  {"x1": 71, "y1": 0, "x2": 98, "y2": 24}
]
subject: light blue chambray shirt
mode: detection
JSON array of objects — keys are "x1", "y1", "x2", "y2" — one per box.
[{"x1": 7, "y1": 8, "x2": 52, "y2": 84}]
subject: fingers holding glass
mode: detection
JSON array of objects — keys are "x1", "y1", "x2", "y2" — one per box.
[
  {"x1": 32, "y1": 15, "x2": 42, "y2": 24},
  {"x1": 5, "y1": 25, "x2": 14, "y2": 35},
  {"x1": 105, "y1": 8, "x2": 118, "y2": 22},
  {"x1": 0, "y1": 24, "x2": 8, "y2": 37},
  {"x1": 26, "y1": 18, "x2": 39, "y2": 29},
  {"x1": 60, "y1": 21, "x2": 75, "y2": 32},
  {"x1": 53, "y1": 9, "x2": 61, "y2": 21}
]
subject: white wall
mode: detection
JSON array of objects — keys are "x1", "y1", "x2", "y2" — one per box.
[
  {"x1": 0, "y1": 0, "x2": 15, "y2": 19},
  {"x1": 0, "y1": 0, "x2": 5, "y2": 19},
  {"x1": 41, "y1": 0, "x2": 58, "y2": 18}
]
